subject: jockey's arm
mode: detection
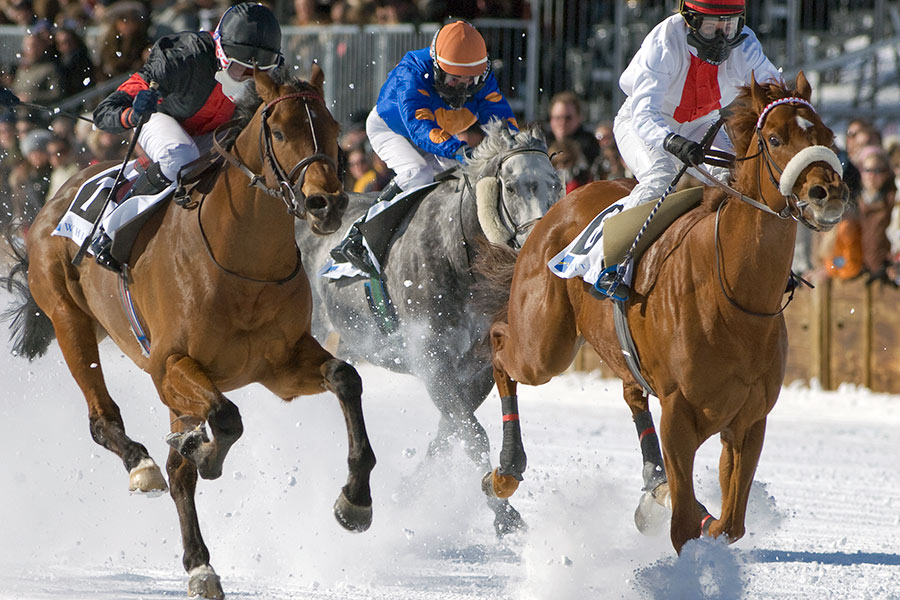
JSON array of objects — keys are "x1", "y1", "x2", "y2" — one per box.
[{"x1": 472, "y1": 76, "x2": 519, "y2": 132}]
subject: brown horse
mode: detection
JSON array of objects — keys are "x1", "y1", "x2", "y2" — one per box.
[
  {"x1": 476, "y1": 73, "x2": 847, "y2": 552},
  {"x1": 2, "y1": 66, "x2": 375, "y2": 598}
]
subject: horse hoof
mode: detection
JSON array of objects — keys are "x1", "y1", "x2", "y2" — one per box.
[
  {"x1": 481, "y1": 468, "x2": 520, "y2": 499},
  {"x1": 634, "y1": 486, "x2": 671, "y2": 536},
  {"x1": 128, "y1": 458, "x2": 168, "y2": 494},
  {"x1": 187, "y1": 565, "x2": 224, "y2": 599},
  {"x1": 493, "y1": 502, "x2": 527, "y2": 537},
  {"x1": 333, "y1": 491, "x2": 372, "y2": 532}
]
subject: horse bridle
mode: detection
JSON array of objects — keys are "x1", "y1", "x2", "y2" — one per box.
[
  {"x1": 694, "y1": 97, "x2": 843, "y2": 231},
  {"x1": 693, "y1": 98, "x2": 844, "y2": 317},
  {"x1": 462, "y1": 146, "x2": 553, "y2": 249},
  {"x1": 212, "y1": 90, "x2": 338, "y2": 220}
]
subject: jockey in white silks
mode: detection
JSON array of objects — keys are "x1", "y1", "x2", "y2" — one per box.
[{"x1": 549, "y1": 0, "x2": 783, "y2": 300}]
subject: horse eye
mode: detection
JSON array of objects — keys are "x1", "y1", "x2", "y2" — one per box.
[
  {"x1": 273, "y1": 130, "x2": 284, "y2": 142},
  {"x1": 768, "y1": 134, "x2": 781, "y2": 147}
]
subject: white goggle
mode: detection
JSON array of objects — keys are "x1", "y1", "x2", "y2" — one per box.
[
  {"x1": 695, "y1": 15, "x2": 742, "y2": 40},
  {"x1": 224, "y1": 57, "x2": 279, "y2": 82}
]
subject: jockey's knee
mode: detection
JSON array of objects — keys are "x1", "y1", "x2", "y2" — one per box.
[
  {"x1": 157, "y1": 143, "x2": 201, "y2": 182},
  {"x1": 395, "y1": 166, "x2": 434, "y2": 191}
]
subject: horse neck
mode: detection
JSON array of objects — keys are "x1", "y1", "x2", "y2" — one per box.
[
  {"x1": 715, "y1": 178, "x2": 798, "y2": 310},
  {"x1": 201, "y1": 165, "x2": 299, "y2": 275}
]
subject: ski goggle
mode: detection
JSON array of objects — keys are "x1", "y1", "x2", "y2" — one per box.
[
  {"x1": 693, "y1": 15, "x2": 742, "y2": 40},
  {"x1": 223, "y1": 56, "x2": 280, "y2": 82}
]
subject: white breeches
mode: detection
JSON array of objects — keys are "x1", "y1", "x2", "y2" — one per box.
[
  {"x1": 137, "y1": 112, "x2": 213, "y2": 181},
  {"x1": 366, "y1": 107, "x2": 456, "y2": 191}
]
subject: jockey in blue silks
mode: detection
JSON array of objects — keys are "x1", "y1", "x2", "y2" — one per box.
[{"x1": 331, "y1": 20, "x2": 519, "y2": 273}]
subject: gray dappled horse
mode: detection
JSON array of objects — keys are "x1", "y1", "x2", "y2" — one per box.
[{"x1": 295, "y1": 120, "x2": 561, "y2": 534}]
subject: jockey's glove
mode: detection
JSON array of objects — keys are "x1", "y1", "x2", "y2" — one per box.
[
  {"x1": 125, "y1": 88, "x2": 160, "y2": 127},
  {"x1": 454, "y1": 144, "x2": 475, "y2": 165},
  {"x1": 664, "y1": 133, "x2": 705, "y2": 166},
  {"x1": 0, "y1": 88, "x2": 20, "y2": 108}
]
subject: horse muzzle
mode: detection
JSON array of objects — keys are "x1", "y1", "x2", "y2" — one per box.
[
  {"x1": 305, "y1": 191, "x2": 349, "y2": 235},
  {"x1": 797, "y1": 179, "x2": 848, "y2": 232}
]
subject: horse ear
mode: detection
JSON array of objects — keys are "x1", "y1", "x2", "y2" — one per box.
[
  {"x1": 310, "y1": 63, "x2": 325, "y2": 97},
  {"x1": 795, "y1": 70, "x2": 812, "y2": 101},
  {"x1": 255, "y1": 70, "x2": 278, "y2": 101},
  {"x1": 749, "y1": 71, "x2": 768, "y2": 111}
]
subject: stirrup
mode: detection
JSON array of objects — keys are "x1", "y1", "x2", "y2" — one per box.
[
  {"x1": 90, "y1": 233, "x2": 122, "y2": 273},
  {"x1": 330, "y1": 230, "x2": 376, "y2": 275},
  {"x1": 590, "y1": 266, "x2": 630, "y2": 302}
]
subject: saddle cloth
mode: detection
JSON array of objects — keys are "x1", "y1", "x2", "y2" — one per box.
[
  {"x1": 52, "y1": 160, "x2": 176, "y2": 251},
  {"x1": 548, "y1": 187, "x2": 704, "y2": 286},
  {"x1": 319, "y1": 181, "x2": 439, "y2": 280}
]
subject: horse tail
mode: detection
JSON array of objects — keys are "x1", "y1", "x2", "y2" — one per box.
[
  {"x1": 471, "y1": 236, "x2": 519, "y2": 325},
  {"x1": 0, "y1": 227, "x2": 55, "y2": 360}
]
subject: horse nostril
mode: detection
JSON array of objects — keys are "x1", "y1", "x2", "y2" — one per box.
[
  {"x1": 305, "y1": 194, "x2": 328, "y2": 213},
  {"x1": 337, "y1": 192, "x2": 349, "y2": 211},
  {"x1": 807, "y1": 185, "x2": 827, "y2": 202}
]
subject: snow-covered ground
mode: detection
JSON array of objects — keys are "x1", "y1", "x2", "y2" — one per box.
[{"x1": 0, "y1": 299, "x2": 899, "y2": 600}]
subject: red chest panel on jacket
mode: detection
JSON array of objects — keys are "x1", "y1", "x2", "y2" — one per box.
[{"x1": 673, "y1": 55, "x2": 721, "y2": 123}]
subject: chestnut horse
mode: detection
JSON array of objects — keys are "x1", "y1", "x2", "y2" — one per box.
[
  {"x1": 2, "y1": 67, "x2": 375, "y2": 598},
  {"x1": 477, "y1": 73, "x2": 847, "y2": 552}
]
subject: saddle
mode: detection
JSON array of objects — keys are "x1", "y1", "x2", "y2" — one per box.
[{"x1": 108, "y1": 154, "x2": 226, "y2": 265}]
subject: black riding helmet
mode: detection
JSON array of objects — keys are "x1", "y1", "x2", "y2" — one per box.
[{"x1": 214, "y1": 3, "x2": 283, "y2": 71}]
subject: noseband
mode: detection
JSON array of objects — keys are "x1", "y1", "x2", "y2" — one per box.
[{"x1": 213, "y1": 90, "x2": 338, "y2": 220}]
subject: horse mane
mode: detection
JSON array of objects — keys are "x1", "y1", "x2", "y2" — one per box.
[
  {"x1": 462, "y1": 119, "x2": 549, "y2": 179},
  {"x1": 725, "y1": 78, "x2": 802, "y2": 159}
]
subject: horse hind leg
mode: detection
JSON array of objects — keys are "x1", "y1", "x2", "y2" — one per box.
[
  {"x1": 49, "y1": 298, "x2": 166, "y2": 493},
  {"x1": 158, "y1": 355, "x2": 243, "y2": 480}
]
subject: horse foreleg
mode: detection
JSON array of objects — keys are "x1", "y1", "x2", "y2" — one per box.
[
  {"x1": 275, "y1": 333, "x2": 375, "y2": 532},
  {"x1": 158, "y1": 355, "x2": 243, "y2": 480},
  {"x1": 49, "y1": 300, "x2": 166, "y2": 493},
  {"x1": 659, "y1": 399, "x2": 708, "y2": 553},
  {"x1": 708, "y1": 417, "x2": 767, "y2": 543},
  {"x1": 166, "y1": 443, "x2": 224, "y2": 599}
]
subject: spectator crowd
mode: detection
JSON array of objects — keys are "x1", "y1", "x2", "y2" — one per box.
[{"x1": 2, "y1": 0, "x2": 900, "y2": 290}]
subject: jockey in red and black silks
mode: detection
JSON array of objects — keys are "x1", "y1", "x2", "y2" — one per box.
[{"x1": 89, "y1": 2, "x2": 282, "y2": 273}]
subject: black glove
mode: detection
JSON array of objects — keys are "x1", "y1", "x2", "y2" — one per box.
[
  {"x1": 0, "y1": 88, "x2": 20, "y2": 108},
  {"x1": 664, "y1": 133, "x2": 705, "y2": 166},
  {"x1": 126, "y1": 88, "x2": 159, "y2": 127}
]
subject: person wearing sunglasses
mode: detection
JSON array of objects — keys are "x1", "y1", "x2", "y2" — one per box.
[
  {"x1": 572, "y1": 0, "x2": 782, "y2": 299},
  {"x1": 330, "y1": 20, "x2": 519, "y2": 273},
  {"x1": 90, "y1": 2, "x2": 283, "y2": 272}
]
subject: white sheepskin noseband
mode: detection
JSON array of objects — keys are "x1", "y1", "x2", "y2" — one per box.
[{"x1": 779, "y1": 145, "x2": 843, "y2": 197}]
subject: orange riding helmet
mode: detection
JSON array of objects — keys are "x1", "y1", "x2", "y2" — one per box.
[{"x1": 429, "y1": 21, "x2": 491, "y2": 109}]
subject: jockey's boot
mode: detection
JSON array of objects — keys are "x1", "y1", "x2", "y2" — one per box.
[
  {"x1": 90, "y1": 231, "x2": 121, "y2": 273},
  {"x1": 589, "y1": 265, "x2": 631, "y2": 302},
  {"x1": 329, "y1": 179, "x2": 402, "y2": 274},
  {"x1": 91, "y1": 162, "x2": 172, "y2": 273}
]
